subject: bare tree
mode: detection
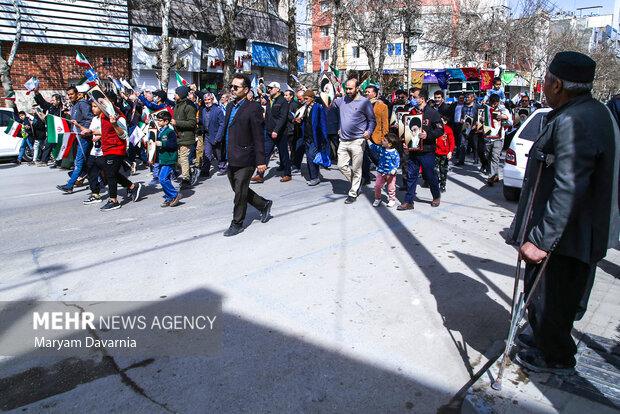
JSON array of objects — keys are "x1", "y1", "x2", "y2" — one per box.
[
  {"x1": 160, "y1": 0, "x2": 172, "y2": 91},
  {"x1": 546, "y1": 18, "x2": 620, "y2": 100},
  {"x1": 287, "y1": 0, "x2": 299, "y2": 89},
  {"x1": 343, "y1": 0, "x2": 399, "y2": 91},
  {"x1": 329, "y1": 0, "x2": 344, "y2": 72},
  {"x1": 0, "y1": 0, "x2": 22, "y2": 108}
]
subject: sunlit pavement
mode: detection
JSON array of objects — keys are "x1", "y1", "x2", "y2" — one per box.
[{"x1": 1, "y1": 159, "x2": 618, "y2": 413}]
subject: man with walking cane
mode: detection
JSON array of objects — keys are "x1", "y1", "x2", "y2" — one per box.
[{"x1": 506, "y1": 51, "x2": 619, "y2": 375}]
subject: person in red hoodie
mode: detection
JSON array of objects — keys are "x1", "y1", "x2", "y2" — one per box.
[
  {"x1": 99, "y1": 105, "x2": 142, "y2": 211},
  {"x1": 435, "y1": 114, "x2": 455, "y2": 193}
]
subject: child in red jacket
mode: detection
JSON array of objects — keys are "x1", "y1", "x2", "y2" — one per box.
[{"x1": 435, "y1": 114, "x2": 455, "y2": 193}]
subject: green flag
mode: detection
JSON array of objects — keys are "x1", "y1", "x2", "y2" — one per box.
[
  {"x1": 329, "y1": 65, "x2": 340, "y2": 78},
  {"x1": 501, "y1": 72, "x2": 516, "y2": 85}
]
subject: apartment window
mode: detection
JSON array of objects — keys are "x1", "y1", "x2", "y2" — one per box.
[
  {"x1": 320, "y1": 49, "x2": 329, "y2": 61},
  {"x1": 320, "y1": 0, "x2": 330, "y2": 12},
  {"x1": 387, "y1": 43, "x2": 402, "y2": 56},
  {"x1": 102, "y1": 57, "x2": 113, "y2": 67},
  {"x1": 307, "y1": 28, "x2": 312, "y2": 37},
  {"x1": 352, "y1": 46, "x2": 360, "y2": 58},
  {"x1": 306, "y1": 51, "x2": 312, "y2": 66},
  {"x1": 321, "y1": 26, "x2": 330, "y2": 37}
]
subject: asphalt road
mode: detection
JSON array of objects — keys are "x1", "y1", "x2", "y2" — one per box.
[{"x1": 0, "y1": 158, "x2": 617, "y2": 413}]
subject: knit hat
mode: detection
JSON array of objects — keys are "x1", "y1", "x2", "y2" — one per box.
[
  {"x1": 175, "y1": 85, "x2": 190, "y2": 99},
  {"x1": 153, "y1": 90, "x2": 167, "y2": 102},
  {"x1": 549, "y1": 51, "x2": 596, "y2": 83}
]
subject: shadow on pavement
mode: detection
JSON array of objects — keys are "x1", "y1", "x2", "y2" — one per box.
[{"x1": 0, "y1": 289, "x2": 456, "y2": 413}]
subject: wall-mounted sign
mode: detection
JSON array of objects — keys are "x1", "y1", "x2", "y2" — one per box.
[
  {"x1": 205, "y1": 49, "x2": 252, "y2": 74},
  {"x1": 133, "y1": 33, "x2": 201, "y2": 72},
  {"x1": 251, "y1": 42, "x2": 288, "y2": 70}
]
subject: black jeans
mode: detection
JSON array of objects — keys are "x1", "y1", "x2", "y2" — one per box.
[
  {"x1": 227, "y1": 165, "x2": 268, "y2": 227},
  {"x1": 104, "y1": 154, "x2": 133, "y2": 199},
  {"x1": 290, "y1": 135, "x2": 305, "y2": 170},
  {"x1": 525, "y1": 253, "x2": 595, "y2": 366},
  {"x1": 87, "y1": 155, "x2": 106, "y2": 194},
  {"x1": 263, "y1": 133, "x2": 291, "y2": 176}
]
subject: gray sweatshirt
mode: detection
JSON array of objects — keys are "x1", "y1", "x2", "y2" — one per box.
[{"x1": 333, "y1": 95, "x2": 376, "y2": 141}]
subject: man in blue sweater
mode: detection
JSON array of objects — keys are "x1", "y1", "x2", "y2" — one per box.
[{"x1": 333, "y1": 78, "x2": 377, "y2": 204}]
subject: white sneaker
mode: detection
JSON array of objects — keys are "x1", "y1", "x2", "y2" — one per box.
[
  {"x1": 386, "y1": 199, "x2": 396, "y2": 207},
  {"x1": 372, "y1": 199, "x2": 381, "y2": 207}
]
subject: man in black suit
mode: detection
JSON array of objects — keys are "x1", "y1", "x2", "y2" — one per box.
[
  {"x1": 508, "y1": 51, "x2": 619, "y2": 374},
  {"x1": 222, "y1": 74, "x2": 272, "y2": 237}
]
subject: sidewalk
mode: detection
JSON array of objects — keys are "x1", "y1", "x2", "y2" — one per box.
[{"x1": 462, "y1": 250, "x2": 620, "y2": 414}]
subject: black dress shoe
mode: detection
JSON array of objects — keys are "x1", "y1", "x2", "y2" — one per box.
[
  {"x1": 223, "y1": 224, "x2": 244, "y2": 237},
  {"x1": 515, "y1": 349, "x2": 575, "y2": 375},
  {"x1": 260, "y1": 200, "x2": 273, "y2": 223}
]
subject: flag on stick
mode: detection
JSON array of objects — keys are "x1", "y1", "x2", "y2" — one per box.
[
  {"x1": 24, "y1": 77, "x2": 38, "y2": 95},
  {"x1": 4, "y1": 120, "x2": 22, "y2": 137},
  {"x1": 75, "y1": 50, "x2": 92, "y2": 68},
  {"x1": 175, "y1": 72, "x2": 188, "y2": 87},
  {"x1": 329, "y1": 65, "x2": 340, "y2": 78},
  {"x1": 2, "y1": 91, "x2": 15, "y2": 101},
  {"x1": 359, "y1": 77, "x2": 371, "y2": 93},
  {"x1": 52, "y1": 132, "x2": 77, "y2": 160},
  {"x1": 129, "y1": 123, "x2": 146, "y2": 146},
  {"x1": 46, "y1": 115, "x2": 71, "y2": 144}
]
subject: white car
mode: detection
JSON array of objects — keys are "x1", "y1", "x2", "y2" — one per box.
[
  {"x1": 503, "y1": 108, "x2": 551, "y2": 201},
  {"x1": 0, "y1": 107, "x2": 28, "y2": 161}
]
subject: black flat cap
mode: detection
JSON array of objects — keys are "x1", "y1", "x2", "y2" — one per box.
[{"x1": 549, "y1": 51, "x2": 596, "y2": 83}]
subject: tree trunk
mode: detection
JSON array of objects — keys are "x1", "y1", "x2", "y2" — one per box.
[
  {"x1": 287, "y1": 0, "x2": 299, "y2": 89},
  {"x1": 403, "y1": 21, "x2": 411, "y2": 90},
  {"x1": 217, "y1": 0, "x2": 237, "y2": 88},
  {"x1": 160, "y1": 0, "x2": 172, "y2": 92},
  {"x1": 330, "y1": 0, "x2": 341, "y2": 72},
  {"x1": 376, "y1": 32, "x2": 388, "y2": 92},
  {"x1": 0, "y1": 0, "x2": 22, "y2": 109},
  {"x1": 364, "y1": 47, "x2": 376, "y2": 84}
]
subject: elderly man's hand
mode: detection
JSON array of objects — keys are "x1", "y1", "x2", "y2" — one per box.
[{"x1": 520, "y1": 241, "x2": 548, "y2": 264}]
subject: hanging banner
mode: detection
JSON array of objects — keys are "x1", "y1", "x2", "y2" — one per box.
[
  {"x1": 502, "y1": 72, "x2": 516, "y2": 85},
  {"x1": 461, "y1": 67, "x2": 480, "y2": 80},
  {"x1": 446, "y1": 68, "x2": 466, "y2": 81},
  {"x1": 411, "y1": 70, "x2": 425, "y2": 88},
  {"x1": 480, "y1": 70, "x2": 495, "y2": 90}
]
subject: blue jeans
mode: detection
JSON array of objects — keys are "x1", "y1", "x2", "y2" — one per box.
[
  {"x1": 405, "y1": 152, "x2": 441, "y2": 204},
  {"x1": 304, "y1": 140, "x2": 319, "y2": 180},
  {"x1": 67, "y1": 138, "x2": 91, "y2": 187},
  {"x1": 159, "y1": 165, "x2": 178, "y2": 200},
  {"x1": 18, "y1": 137, "x2": 33, "y2": 161}
]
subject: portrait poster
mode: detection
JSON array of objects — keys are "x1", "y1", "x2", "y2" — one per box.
[
  {"x1": 88, "y1": 85, "x2": 116, "y2": 118},
  {"x1": 403, "y1": 114, "x2": 423, "y2": 150},
  {"x1": 396, "y1": 110, "x2": 410, "y2": 138},
  {"x1": 319, "y1": 74, "x2": 335, "y2": 108},
  {"x1": 147, "y1": 129, "x2": 158, "y2": 164},
  {"x1": 390, "y1": 105, "x2": 405, "y2": 128}
]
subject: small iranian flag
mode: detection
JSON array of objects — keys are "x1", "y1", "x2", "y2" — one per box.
[
  {"x1": 75, "y1": 50, "x2": 92, "y2": 68},
  {"x1": 53, "y1": 132, "x2": 77, "y2": 160},
  {"x1": 128, "y1": 122, "x2": 146, "y2": 146},
  {"x1": 4, "y1": 120, "x2": 22, "y2": 137},
  {"x1": 175, "y1": 72, "x2": 188, "y2": 87},
  {"x1": 46, "y1": 115, "x2": 71, "y2": 144},
  {"x1": 141, "y1": 107, "x2": 152, "y2": 124},
  {"x1": 2, "y1": 91, "x2": 15, "y2": 101}
]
